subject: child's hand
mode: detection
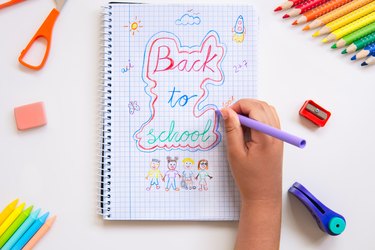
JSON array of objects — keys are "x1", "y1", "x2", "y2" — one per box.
[
  {"x1": 221, "y1": 99, "x2": 283, "y2": 250},
  {"x1": 221, "y1": 99, "x2": 283, "y2": 204}
]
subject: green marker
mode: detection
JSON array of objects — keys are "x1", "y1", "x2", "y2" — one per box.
[
  {"x1": 333, "y1": 22, "x2": 375, "y2": 49},
  {"x1": 343, "y1": 32, "x2": 375, "y2": 54},
  {"x1": 0, "y1": 206, "x2": 33, "y2": 248}
]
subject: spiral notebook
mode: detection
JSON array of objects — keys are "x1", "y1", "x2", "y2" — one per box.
[{"x1": 99, "y1": 2, "x2": 258, "y2": 220}]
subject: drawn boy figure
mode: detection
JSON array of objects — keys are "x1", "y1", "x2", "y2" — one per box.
[
  {"x1": 145, "y1": 159, "x2": 163, "y2": 191},
  {"x1": 195, "y1": 159, "x2": 213, "y2": 191},
  {"x1": 181, "y1": 158, "x2": 196, "y2": 190},
  {"x1": 163, "y1": 156, "x2": 181, "y2": 191}
]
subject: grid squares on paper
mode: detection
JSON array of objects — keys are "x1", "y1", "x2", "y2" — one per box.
[{"x1": 103, "y1": 3, "x2": 258, "y2": 220}]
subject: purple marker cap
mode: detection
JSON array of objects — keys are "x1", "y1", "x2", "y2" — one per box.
[{"x1": 216, "y1": 110, "x2": 306, "y2": 148}]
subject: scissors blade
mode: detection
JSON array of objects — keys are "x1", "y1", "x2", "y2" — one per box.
[{"x1": 54, "y1": 0, "x2": 67, "y2": 11}]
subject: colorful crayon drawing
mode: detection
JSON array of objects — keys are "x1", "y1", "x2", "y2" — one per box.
[
  {"x1": 175, "y1": 13, "x2": 201, "y2": 25},
  {"x1": 232, "y1": 15, "x2": 245, "y2": 43},
  {"x1": 181, "y1": 158, "x2": 197, "y2": 190},
  {"x1": 128, "y1": 101, "x2": 140, "y2": 115},
  {"x1": 145, "y1": 159, "x2": 163, "y2": 191},
  {"x1": 195, "y1": 159, "x2": 213, "y2": 191},
  {"x1": 163, "y1": 156, "x2": 182, "y2": 191},
  {"x1": 134, "y1": 31, "x2": 225, "y2": 152},
  {"x1": 124, "y1": 16, "x2": 143, "y2": 36}
]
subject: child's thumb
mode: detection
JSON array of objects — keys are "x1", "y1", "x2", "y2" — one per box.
[{"x1": 220, "y1": 108, "x2": 245, "y2": 155}]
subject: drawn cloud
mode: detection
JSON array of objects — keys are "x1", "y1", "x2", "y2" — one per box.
[{"x1": 175, "y1": 14, "x2": 201, "y2": 26}]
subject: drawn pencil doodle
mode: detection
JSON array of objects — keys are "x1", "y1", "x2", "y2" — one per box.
[
  {"x1": 134, "y1": 31, "x2": 226, "y2": 152},
  {"x1": 128, "y1": 101, "x2": 140, "y2": 115},
  {"x1": 145, "y1": 159, "x2": 163, "y2": 191},
  {"x1": 124, "y1": 16, "x2": 143, "y2": 36},
  {"x1": 175, "y1": 13, "x2": 201, "y2": 26},
  {"x1": 195, "y1": 159, "x2": 213, "y2": 191},
  {"x1": 163, "y1": 156, "x2": 181, "y2": 191},
  {"x1": 232, "y1": 15, "x2": 245, "y2": 43},
  {"x1": 181, "y1": 158, "x2": 196, "y2": 190}
]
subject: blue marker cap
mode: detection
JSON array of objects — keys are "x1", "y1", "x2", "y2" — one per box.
[{"x1": 288, "y1": 182, "x2": 346, "y2": 236}]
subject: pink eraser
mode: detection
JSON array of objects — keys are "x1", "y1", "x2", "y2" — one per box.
[{"x1": 14, "y1": 102, "x2": 47, "y2": 131}]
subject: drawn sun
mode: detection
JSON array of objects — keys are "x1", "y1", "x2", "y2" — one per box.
[{"x1": 124, "y1": 16, "x2": 143, "y2": 36}]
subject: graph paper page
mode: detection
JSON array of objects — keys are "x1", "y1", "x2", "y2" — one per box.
[{"x1": 105, "y1": 3, "x2": 258, "y2": 220}]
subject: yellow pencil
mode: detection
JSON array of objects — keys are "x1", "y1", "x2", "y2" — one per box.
[
  {"x1": 22, "y1": 215, "x2": 57, "y2": 250},
  {"x1": 0, "y1": 202, "x2": 25, "y2": 237},
  {"x1": 0, "y1": 199, "x2": 18, "y2": 226},
  {"x1": 305, "y1": 0, "x2": 374, "y2": 30},
  {"x1": 313, "y1": 1, "x2": 375, "y2": 36},
  {"x1": 322, "y1": 12, "x2": 375, "y2": 42}
]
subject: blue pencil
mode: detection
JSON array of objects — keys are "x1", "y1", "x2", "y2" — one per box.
[
  {"x1": 361, "y1": 55, "x2": 375, "y2": 66},
  {"x1": 351, "y1": 42, "x2": 375, "y2": 60},
  {"x1": 2, "y1": 208, "x2": 40, "y2": 250},
  {"x1": 11, "y1": 212, "x2": 49, "y2": 250}
]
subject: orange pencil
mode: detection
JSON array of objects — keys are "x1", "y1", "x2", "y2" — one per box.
[
  {"x1": 304, "y1": 0, "x2": 374, "y2": 30},
  {"x1": 293, "y1": 0, "x2": 352, "y2": 25},
  {"x1": 22, "y1": 215, "x2": 57, "y2": 250}
]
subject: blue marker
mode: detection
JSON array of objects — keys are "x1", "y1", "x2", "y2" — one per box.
[
  {"x1": 2, "y1": 208, "x2": 41, "y2": 250},
  {"x1": 289, "y1": 182, "x2": 346, "y2": 236},
  {"x1": 11, "y1": 212, "x2": 49, "y2": 250}
]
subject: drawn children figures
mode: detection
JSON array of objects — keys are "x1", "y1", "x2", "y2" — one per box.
[
  {"x1": 195, "y1": 159, "x2": 213, "y2": 191},
  {"x1": 163, "y1": 156, "x2": 181, "y2": 191},
  {"x1": 145, "y1": 159, "x2": 163, "y2": 191},
  {"x1": 181, "y1": 158, "x2": 196, "y2": 190}
]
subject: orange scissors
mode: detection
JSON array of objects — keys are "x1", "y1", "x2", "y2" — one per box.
[{"x1": 0, "y1": 0, "x2": 67, "y2": 70}]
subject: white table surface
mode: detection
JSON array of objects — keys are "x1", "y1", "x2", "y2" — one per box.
[{"x1": 1, "y1": 0, "x2": 374, "y2": 249}]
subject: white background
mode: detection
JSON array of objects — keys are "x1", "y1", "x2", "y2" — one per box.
[{"x1": 0, "y1": 0, "x2": 374, "y2": 249}]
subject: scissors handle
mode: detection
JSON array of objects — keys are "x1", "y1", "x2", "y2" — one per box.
[
  {"x1": 18, "y1": 8, "x2": 60, "y2": 70},
  {"x1": 0, "y1": 0, "x2": 24, "y2": 9}
]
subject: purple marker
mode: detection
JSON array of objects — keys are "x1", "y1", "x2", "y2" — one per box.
[{"x1": 216, "y1": 110, "x2": 306, "y2": 148}]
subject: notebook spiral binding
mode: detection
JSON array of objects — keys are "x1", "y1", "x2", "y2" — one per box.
[{"x1": 99, "y1": 5, "x2": 113, "y2": 219}]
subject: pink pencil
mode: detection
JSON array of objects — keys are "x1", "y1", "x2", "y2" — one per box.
[{"x1": 283, "y1": 0, "x2": 331, "y2": 18}]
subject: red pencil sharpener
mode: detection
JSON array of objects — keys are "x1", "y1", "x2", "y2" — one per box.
[{"x1": 299, "y1": 100, "x2": 331, "y2": 127}]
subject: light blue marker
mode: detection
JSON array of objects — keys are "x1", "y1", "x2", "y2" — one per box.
[
  {"x1": 2, "y1": 208, "x2": 41, "y2": 250},
  {"x1": 11, "y1": 212, "x2": 49, "y2": 250}
]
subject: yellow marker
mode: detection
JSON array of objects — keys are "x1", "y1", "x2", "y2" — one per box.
[
  {"x1": 322, "y1": 12, "x2": 375, "y2": 42},
  {"x1": 305, "y1": 0, "x2": 374, "y2": 31},
  {"x1": 313, "y1": 1, "x2": 375, "y2": 37},
  {"x1": 0, "y1": 199, "x2": 19, "y2": 226},
  {"x1": 0, "y1": 203, "x2": 25, "y2": 238}
]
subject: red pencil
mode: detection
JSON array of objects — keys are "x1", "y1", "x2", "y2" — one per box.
[
  {"x1": 283, "y1": 0, "x2": 331, "y2": 18},
  {"x1": 274, "y1": 0, "x2": 307, "y2": 12}
]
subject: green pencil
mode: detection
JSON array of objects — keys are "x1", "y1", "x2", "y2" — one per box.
[
  {"x1": 332, "y1": 22, "x2": 375, "y2": 49},
  {"x1": 0, "y1": 206, "x2": 33, "y2": 248},
  {"x1": 342, "y1": 32, "x2": 375, "y2": 54}
]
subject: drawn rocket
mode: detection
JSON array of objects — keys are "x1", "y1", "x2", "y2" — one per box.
[{"x1": 233, "y1": 15, "x2": 245, "y2": 43}]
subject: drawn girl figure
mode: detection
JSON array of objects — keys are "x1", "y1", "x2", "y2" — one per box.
[
  {"x1": 145, "y1": 159, "x2": 163, "y2": 191},
  {"x1": 163, "y1": 156, "x2": 181, "y2": 191},
  {"x1": 195, "y1": 159, "x2": 213, "y2": 191},
  {"x1": 181, "y1": 158, "x2": 196, "y2": 190}
]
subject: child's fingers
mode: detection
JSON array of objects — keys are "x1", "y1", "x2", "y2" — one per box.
[{"x1": 220, "y1": 108, "x2": 247, "y2": 157}]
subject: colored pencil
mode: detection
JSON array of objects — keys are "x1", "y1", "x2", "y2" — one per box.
[
  {"x1": 0, "y1": 206, "x2": 33, "y2": 248},
  {"x1": 293, "y1": 0, "x2": 352, "y2": 25},
  {"x1": 351, "y1": 42, "x2": 375, "y2": 60},
  {"x1": 274, "y1": 0, "x2": 307, "y2": 12},
  {"x1": 322, "y1": 12, "x2": 375, "y2": 42},
  {"x1": 0, "y1": 200, "x2": 18, "y2": 227},
  {"x1": 333, "y1": 22, "x2": 375, "y2": 48},
  {"x1": 0, "y1": 203, "x2": 25, "y2": 238},
  {"x1": 361, "y1": 55, "x2": 375, "y2": 66},
  {"x1": 305, "y1": 0, "x2": 374, "y2": 30},
  {"x1": 11, "y1": 212, "x2": 49, "y2": 250},
  {"x1": 22, "y1": 215, "x2": 57, "y2": 250},
  {"x1": 313, "y1": 1, "x2": 375, "y2": 36},
  {"x1": 283, "y1": 0, "x2": 331, "y2": 19},
  {"x1": 343, "y1": 32, "x2": 375, "y2": 54},
  {"x1": 2, "y1": 208, "x2": 41, "y2": 250}
]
